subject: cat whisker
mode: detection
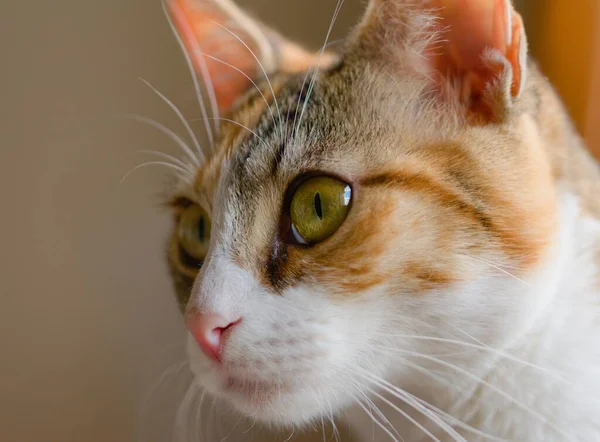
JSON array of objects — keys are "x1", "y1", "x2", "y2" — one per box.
[
  {"x1": 294, "y1": 0, "x2": 345, "y2": 138},
  {"x1": 138, "y1": 78, "x2": 206, "y2": 163},
  {"x1": 289, "y1": 13, "x2": 346, "y2": 143},
  {"x1": 241, "y1": 415, "x2": 257, "y2": 435},
  {"x1": 367, "y1": 386, "x2": 447, "y2": 442},
  {"x1": 292, "y1": 359, "x2": 495, "y2": 442},
  {"x1": 400, "y1": 358, "x2": 457, "y2": 389},
  {"x1": 349, "y1": 365, "x2": 502, "y2": 442},
  {"x1": 349, "y1": 389, "x2": 403, "y2": 442},
  {"x1": 117, "y1": 113, "x2": 200, "y2": 166},
  {"x1": 137, "y1": 359, "x2": 189, "y2": 442},
  {"x1": 173, "y1": 381, "x2": 200, "y2": 442},
  {"x1": 366, "y1": 331, "x2": 574, "y2": 385},
  {"x1": 208, "y1": 395, "x2": 220, "y2": 441},
  {"x1": 193, "y1": 390, "x2": 207, "y2": 442},
  {"x1": 138, "y1": 149, "x2": 195, "y2": 174},
  {"x1": 460, "y1": 253, "x2": 532, "y2": 286},
  {"x1": 325, "y1": 398, "x2": 341, "y2": 442},
  {"x1": 337, "y1": 371, "x2": 404, "y2": 441},
  {"x1": 218, "y1": 411, "x2": 244, "y2": 442},
  {"x1": 164, "y1": 0, "x2": 218, "y2": 147},
  {"x1": 200, "y1": 52, "x2": 279, "y2": 134},
  {"x1": 120, "y1": 161, "x2": 191, "y2": 185},
  {"x1": 405, "y1": 390, "x2": 506, "y2": 441},
  {"x1": 448, "y1": 323, "x2": 579, "y2": 387},
  {"x1": 351, "y1": 368, "x2": 462, "y2": 442},
  {"x1": 369, "y1": 345, "x2": 573, "y2": 440},
  {"x1": 208, "y1": 20, "x2": 284, "y2": 140},
  {"x1": 461, "y1": 253, "x2": 527, "y2": 271},
  {"x1": 281, "y1": 424, "x2": 296, "y2": 442},
  {"x1": 189, "y1": 117, "x2": 270, "y2": 150}
]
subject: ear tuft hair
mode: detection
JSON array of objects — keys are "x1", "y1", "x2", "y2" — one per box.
[{"x1": 351, "y1": 0, "x2": 529, "y2": 123}]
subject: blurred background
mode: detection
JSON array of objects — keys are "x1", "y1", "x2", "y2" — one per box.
[{"x1": 0, "y1": 1, "x2": 598, "y2": 441}]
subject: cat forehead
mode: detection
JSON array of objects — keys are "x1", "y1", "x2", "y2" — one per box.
[{"x1": 185, "y1": 62, "x2": 457, "y2": 207}]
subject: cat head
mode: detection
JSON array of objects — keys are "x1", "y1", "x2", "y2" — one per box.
[{"x1": 165, "y1": 0, "x2": 557, "y2": 426}]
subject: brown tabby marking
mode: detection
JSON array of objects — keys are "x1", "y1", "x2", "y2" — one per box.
[
  {"x1": 403, "y1": 260, "x2": 456, "y2": 292},
  {"x1": 192, "y1": 77, "x2": 288, "y2": 208},
  {"x1": 361, "y1": 167, "x2": 548, "y2": 270},
  {"x1": 361, "y1": 169, "x2": 492, "y2": 230}
]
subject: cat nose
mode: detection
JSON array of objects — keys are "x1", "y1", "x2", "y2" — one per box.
[{"x1": 185, "y1": 311, "x2": 241, "y2": 362}]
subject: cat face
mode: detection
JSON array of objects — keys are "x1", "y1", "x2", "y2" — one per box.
[{"x1": 165, "y1": 0, "x2": 557, "y2": 427}]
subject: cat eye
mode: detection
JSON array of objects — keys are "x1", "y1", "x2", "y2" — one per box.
[
  {"x1": 289, "y1": 176, "x2": 352, "y2": 245},
  {"x1": 177, "y1": 205, "x2": 211, "y2": 264}
]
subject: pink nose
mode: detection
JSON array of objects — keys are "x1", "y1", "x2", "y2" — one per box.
[{"x1": 185, "y1": 312, "x2": 241, "y2": 362}]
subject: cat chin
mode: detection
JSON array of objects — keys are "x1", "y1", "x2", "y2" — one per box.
[
  {"x1": 221, "y1": 386, "x2": 336, "y2": 426},
  {"x1": 191, "y1": 372, "x2": 344, "y2": 427},
  {"x1": 186, "y1": 339, "x2": 357, "y2": 427}
]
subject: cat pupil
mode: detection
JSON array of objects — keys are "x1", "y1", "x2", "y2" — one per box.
[
  {"x1": 198, "y1": 217, "x2": 205, "y2": 242},
  {"x1": 314, "y1": 193, "x2": 323, "y2": 220}
]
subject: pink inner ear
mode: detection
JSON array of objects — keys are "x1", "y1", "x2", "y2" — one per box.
[
  {"x1": 427, "y1": 0, "x2": 525, "y2": 107},
  {"x1": 169, "y1": 0, "x2": 258, "y2": 111}
]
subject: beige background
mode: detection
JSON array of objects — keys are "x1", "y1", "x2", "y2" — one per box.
[
  {"x1": 0, "y1": 1, "x2": 595, "y2": 442},
  {"x1": 0, "y1": 1, "x2": 361, "y2": 441}
]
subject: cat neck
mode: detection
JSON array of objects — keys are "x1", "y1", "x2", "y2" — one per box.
[
  {"x1": 446, "y1": 189, "x2": 600, "y2": 441},
  {"x1": 531, "y1": 63, "x2": 600, "y2": 221}
]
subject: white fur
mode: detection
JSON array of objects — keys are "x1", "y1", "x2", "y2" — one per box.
[
  {"x1": 344, "y1": 190, "x2": 600, "y2": 441},
  {"x1": 185, "y1": 189, "x2": 600, "y2": 441}
]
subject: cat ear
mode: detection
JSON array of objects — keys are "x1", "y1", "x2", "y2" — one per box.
[
  {"x1": 353, "y1": 0, "x2": 528, "y2": 123},
  {"x1": 168, "y1": 0, "x2": 335, "y2": 112}
]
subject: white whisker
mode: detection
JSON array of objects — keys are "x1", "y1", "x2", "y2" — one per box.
[
  {"x1": 368, "y1": 331, "x2": 574, "y2": 385},
  {"x1": 118, "y1": 114, "x2": 199, "y2": 166},
  {"x1": 283, "y1": 424, "x2": 296, "y2": 442},
  {"x1": 139, "y1": 78, "x2": 205, "y2": 163},
  {"x1": 295, "y1": 0, "x2": 345, "y2": 137},
  {"x1": 401, "y1": 358, "x2": 456, "y2": 389},
  {"x1": 371, "y1": 345, "x2": 573, "y2": 439},
  {"x1": 447, "y1": 324, "x2": 575, "y2": 386},
  {"x1": 219, "y1": 412, "x2": 244, "y2": 442},
  {"x1": 350, "y1": 391, "x2": 402, "y2": 442},
  {"x1": 138, "y1": 149, "x2": 195, "y2": 174},
  {"x1": 193, "y1": 390, "x2": 207, "y2": 442},
  {"x1": 354, "y1": 365, "x2": 504, "y2": 441},
  {"x1": 137, "y1": 360, "x2": 189, "y2": 442},
  {"x1": 190, "y1": 117, "x2": 270, "y2": 150},
  {"x1": 325, "y1": 398, "x2": 340, "y2": 442},
  {"x1": 354, "y1": 368, "x2": 462, "y2": 442},
  {"x1": 173, "y1": 381, "x2": 199, "y2": 442},
  {"x1": 120, "y1": 161, "x2": 191, "y2": 185},
  {"x1": 406, "y1": 390, "x2": 506, "y2": 441},
  {"x1": 201, "y1": 52, "x2": 279, "y2": 131},
  {"x1": 164, "y1": 0, "x2": 218, "y2": 148},
  {"x1": 337, "y1": 370, "x2": 403, "y2": 441},
  {"x1": 461, "y1": 253, "x2": 531, "y2": 287},
  {"x1": 241, "y1": 416, "x2": 257, "y2": 435},
  {"x1": 209, "y1": 20, "x2": 284, "y2": 139}
]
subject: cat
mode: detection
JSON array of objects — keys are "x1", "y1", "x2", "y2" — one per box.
[{"x1": 161, "y1": 0, "x2": 600, "y2": 440}]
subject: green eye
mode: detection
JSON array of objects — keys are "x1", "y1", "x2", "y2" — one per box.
[
  {"x1": 178, "y1": 205, "x2": 211, "y2": 262},
  {"x1": 289, "y1": 176, "x2": 352, "y2": 245}
]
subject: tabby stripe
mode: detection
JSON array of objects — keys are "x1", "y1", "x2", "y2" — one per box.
[{"x1": 361, "y1": 171, "x2": 494, "y2": 231}]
